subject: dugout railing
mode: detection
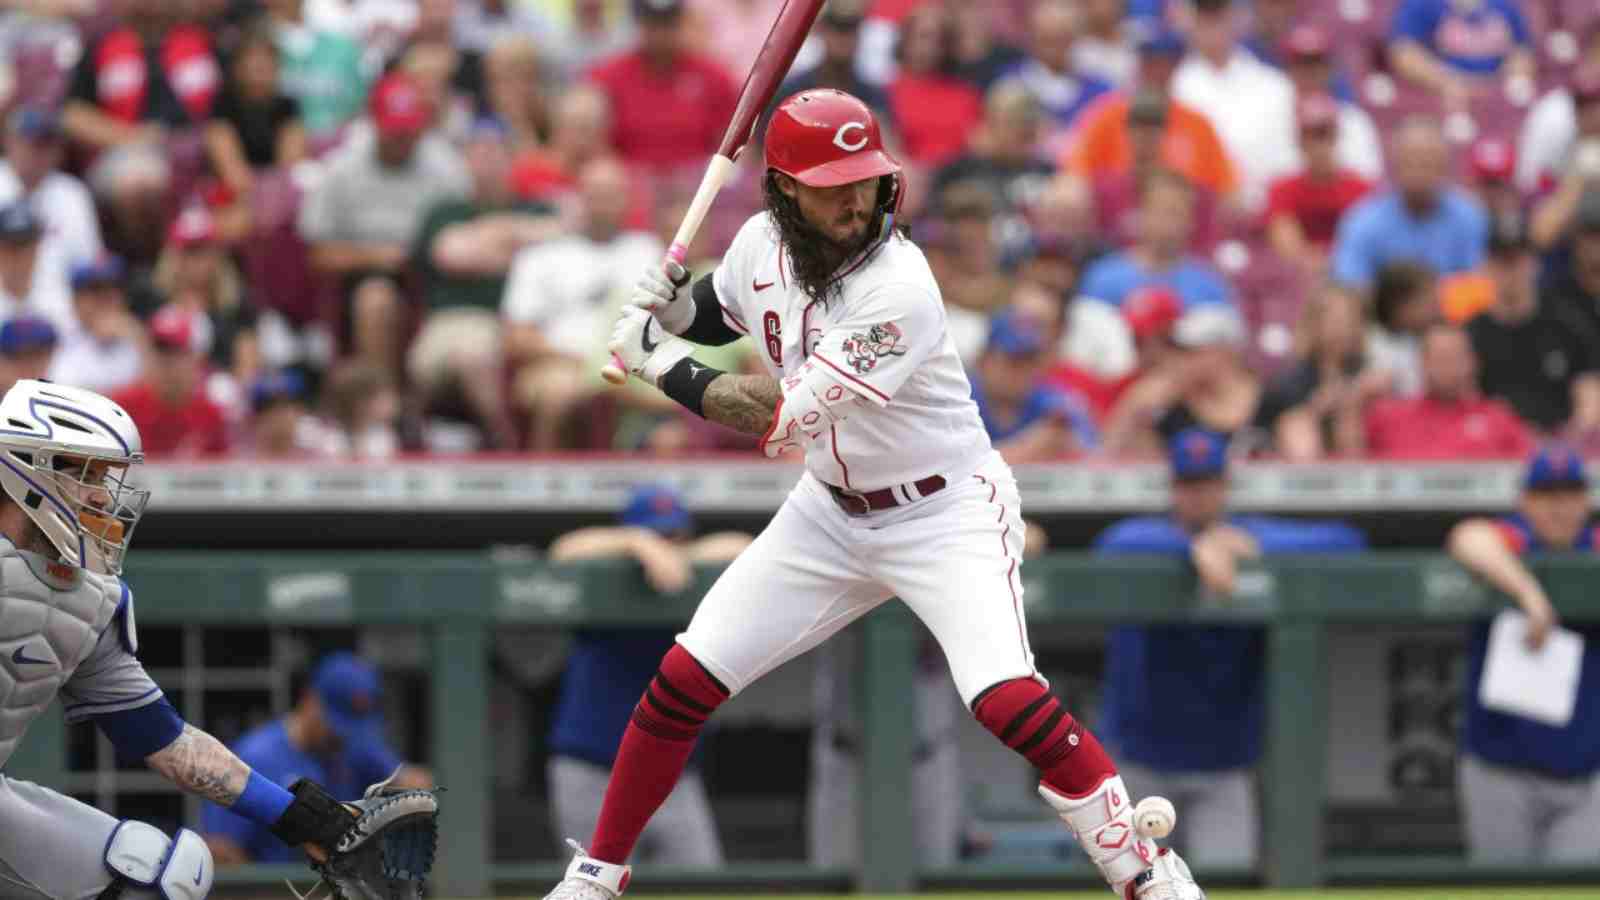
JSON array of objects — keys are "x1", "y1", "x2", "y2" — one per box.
[{"x1": 8, "y1": 552, "x2": 1600, "y2": 896}]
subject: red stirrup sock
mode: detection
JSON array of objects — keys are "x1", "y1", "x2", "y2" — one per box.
[
  {"x1": 589, "y1": 644, "x2": 729, "y2": 864},
  {"x1": 971, "y1": 677, "x2": 1117, "y2": 795}
]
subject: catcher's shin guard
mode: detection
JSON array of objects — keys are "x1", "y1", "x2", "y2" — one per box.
[{"x1": 101, "y1": 821, "x2": 214, "y2": 900}]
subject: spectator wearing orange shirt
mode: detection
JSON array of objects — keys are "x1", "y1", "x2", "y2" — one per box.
[
  {"x1": 1363, "y1": 323, "x2": 1533, "y2": 459},
  {"x1": 1061, "y1": 28, "x2": 1237, "y2": 200},
  {"x1": 586, "y1": 0, "x2": 738, "y2": 173},
  {"x1": 111, "y1": 305, "x2": 231, "y2": 458}
]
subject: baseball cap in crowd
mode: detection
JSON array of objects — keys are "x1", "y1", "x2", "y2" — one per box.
[
  {"x1": 633, "y1": 0, "x2": 684, "y2": 20},
  {"x1": 620, "y1": 484, "x2": 693, "y2": 535},
  {"x1": 250, "y1": 370, "x2": 308, "y2": 413},
  {"x1": 1486, "y1": 211, "x2": 1531, "y2": 257},
  {"x1": 1136, "y1": 27, "x2": 1185, "y2": 58},
  {"x1": 167, "y1": 206, "x2": 218, "y2": 249},
  {"x1": 1280, "y1": 24, "x2": 1330, "y2": 62},
  {"x1": 1469, "y1": 137, "x2": 1515, "y2": 184},
  {"x1": 0, "y1": 202, "x2": 42, "y2": 243},
  {"x1": 370, "y1": 73, "x2": 432, "y2": 136},
  {"x1": 70, "y1": 254, "x2": 126, "y2": 291},
  {"x1": 986, "y1": 308, "x2": 1047, "y2": 357},
  {"x1": 0, "y1": 316, "x2": 57, "y2": 357},
  {"x1": 1168, "y1": 428, "x2": 1230, "y2": 482},
  {"x1": 1172, "y1": 305, "x2": 1245, "y2": 349},
  {"x1": 311, "y1": 652, "x2": 386, "y2": 748},
  {"x1": 1524, "y1": 444, "x2": 1590, "y2": 492},
  {"x1": 148, "y1": 304, "x2": 213, "y2": 356},
  {"x1": 7, "y1": 105, "x2": 60, "y2": 141},
  {"x1": 1123, "y1": 285, "x2": 1181, "y2": 340}
]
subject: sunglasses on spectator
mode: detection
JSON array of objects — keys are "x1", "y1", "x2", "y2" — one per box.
[
  {"x1": 1299, "y1": 126, "x2": 1336, "y2": 141},
  {"x1": 822, "y1": 14, "x2": 863, "y2": 29}
]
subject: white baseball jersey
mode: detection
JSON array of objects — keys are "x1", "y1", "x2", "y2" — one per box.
[{"x1": 711, "y1": 213, "x2": 991, "y2": 490}]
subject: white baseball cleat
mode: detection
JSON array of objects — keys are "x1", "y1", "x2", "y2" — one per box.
[
  {"x1": 542, "y1": 840, "x2": 630, "y2": 900},
  {"x1": 1126, "y1": 846, "x2": 1206, "y2": 900},
  {"x1": 1037, "y1": 777, "x2": 1205, "y2": 900}
]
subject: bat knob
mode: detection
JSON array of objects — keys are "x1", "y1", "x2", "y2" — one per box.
[{"x1": 602, "y1": 355, "x2": 628, "y2": 385}]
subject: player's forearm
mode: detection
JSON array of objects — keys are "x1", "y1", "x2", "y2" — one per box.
[
  {"x1": 1447, "y1": 520, "x2": 1546, "y2": 606},
  {"x1": 147, "y1": 723, "x2": 252, "y2": 807},
  {"x1": 701, "y1": 373, "x2": 783, "y2": 435}
]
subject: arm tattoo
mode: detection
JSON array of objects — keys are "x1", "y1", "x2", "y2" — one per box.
[
  {"x1": 702, "y1": 374, "x2": 784, "y2": 435},
  {"x1": 147, "y1": 723, "x2": 251, "y2": 807}
]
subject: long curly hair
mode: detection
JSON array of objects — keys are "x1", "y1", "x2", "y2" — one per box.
[{"x1": 763, "y1": 173, "x2": 898, "y2": 306}]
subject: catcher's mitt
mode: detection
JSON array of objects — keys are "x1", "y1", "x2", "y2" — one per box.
[{"x1": 272, "y1": 769, "x2": 440, "y2": 900}]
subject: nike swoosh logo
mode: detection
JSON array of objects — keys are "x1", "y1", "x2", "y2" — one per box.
[
  {"x1": 194, "y1": 861, "x2": 204, "y2": 885},
  {"x1": 641, "y1": 318, "x2": 659, "y2": 353},
  {"x1": 753, "y1": 279, "x2": 775, "y2": 292},
  {"x1": 11, "y1": 645, "x2": 49, "y2": 666}
]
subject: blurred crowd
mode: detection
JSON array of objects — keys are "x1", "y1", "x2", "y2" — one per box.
[{"x1": 2, "y1": 0, "x2": 1600, "y2": 460}]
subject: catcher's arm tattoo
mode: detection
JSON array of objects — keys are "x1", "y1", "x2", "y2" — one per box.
[
  {"x1": 702, "y1": 374, "x2": 784, "y2": 435},
  {"x1": 147, "y1": 723, "x2": 252, "y2": 807}
]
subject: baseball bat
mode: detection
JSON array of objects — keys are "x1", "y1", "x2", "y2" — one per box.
[{"x1": 602, "y1": 0, "x2": 827, "y2": 385}]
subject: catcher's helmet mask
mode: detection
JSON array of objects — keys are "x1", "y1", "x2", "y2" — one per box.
[{"x1": 764, "y1": 89, "x2": 905, "y2": 305}]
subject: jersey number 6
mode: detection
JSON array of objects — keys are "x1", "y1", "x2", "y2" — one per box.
[{"x1": 763, "y1": 312, "x2": 784, "y2": 367}]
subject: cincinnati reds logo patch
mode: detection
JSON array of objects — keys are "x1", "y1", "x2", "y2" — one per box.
[
  {"x1": 833, "y1": 121, "x2": 868, "y2": 152},
  {"x1": 841, "y1": 321, "x2": 906, "y2": 375}
]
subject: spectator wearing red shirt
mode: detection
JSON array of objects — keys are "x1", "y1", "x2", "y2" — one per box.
[
  {"x1": 1050, "y1": 285, "x2": 1181, "y2": 420},
  {"x1": 111, "y1": 304, "x2": 230, "y2": 458},
  {"x1": 62, "y1": 0, "x2": 222, "y2": 263},
  {"x1": 586, "y1": 0, "x2": 739, "y2": 173},
  {"x1": 1265, "y1": 93, "x2": 1373, "y2": 282},
  {"x1": 1364, "y1": 322, "x2": 1533, "y2": 459},
  {"x1": 885, "y1": 2, "x2": 983, "y2": 168}
]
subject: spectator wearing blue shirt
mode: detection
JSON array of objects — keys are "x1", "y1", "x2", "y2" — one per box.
[
  {"x1": 1005, "y1": 0, "x2": 1114, "y2": 129},
  {"x1": 1093, "y1": 428, "x2": 1366, "y2": 866},
  {"x1": 1446, "y1": 445, "x2": 1600, "y2": 862},
  {"x1": 1077, "y1": 168, "x2": 1235, "y2": 311},
  {"x1": 1331, "y1": 116, "x2": 1489, "y2": 292},
  {"x1": 1388, "y1": 0, "x2": 1534, "y2": 108},
  {"x1": 200, "y1": 653, "x2": 432, "y2": 864},
  {"x1": 971, "y1": 308, "x2": 1098, "y2": 462},
  {"x1": 545, "y1": 485, "x2": 751, "y2": 865}
]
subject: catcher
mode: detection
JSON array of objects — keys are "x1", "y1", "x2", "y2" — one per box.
[{"x1": 0, "y1": 379, "x2": 439, "y2": 900}]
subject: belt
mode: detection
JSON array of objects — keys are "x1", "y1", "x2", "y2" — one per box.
[{"x1": 826, "y1": 474, "x2": 947, "y2": 516}]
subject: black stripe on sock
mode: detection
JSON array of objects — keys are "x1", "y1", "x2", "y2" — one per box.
[
  {"x1": 1015, "y1": 705, "x2": 1068, "y2": 758},
  {"x1": 655, "y1": 673, "x2": 714, "y2": 716},
  {"x1": 1001, "y1": 694, "x2": 1053, "y2": 744},
  {"x1": 644, "y1": 687, "x2": 704, "y2": 726},
  {"x1": 630, "y1": 707, "x2": 695, "y2": 742}
]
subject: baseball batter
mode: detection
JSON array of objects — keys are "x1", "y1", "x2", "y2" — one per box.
[
  {"x1": 544, "y1": 89, "x2": 1206, "y2": 900},
  {"x1": 0, "y1": 380, "x2": 427, "y2": 900}
]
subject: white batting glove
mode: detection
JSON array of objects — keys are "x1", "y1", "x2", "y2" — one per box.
[
  {"x1": 609, "y1": 307, "x2": 695, "y2": 386},
  {"x1": 628, "y1": 259, "x2": 696, "y2": 335}
]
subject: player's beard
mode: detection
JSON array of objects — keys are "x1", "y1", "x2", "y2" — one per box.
[{"x1": 764, "y1": 173, "x2": 878, "y2": 307}]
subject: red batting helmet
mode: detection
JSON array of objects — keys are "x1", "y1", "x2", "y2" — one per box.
[{"x1": 766, "y1": 89, "x2": 901, "y2": 187}]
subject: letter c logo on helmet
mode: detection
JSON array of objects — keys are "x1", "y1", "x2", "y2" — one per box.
[{"x1": 832, "y1": 122, "x2": 868, "y2": 152}]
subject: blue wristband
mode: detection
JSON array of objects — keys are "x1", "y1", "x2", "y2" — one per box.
[{"x1": 234, "y1": 771, "x2": 295, "y2": 826}]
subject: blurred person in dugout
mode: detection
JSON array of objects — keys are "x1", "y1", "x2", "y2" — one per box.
[
  {"x1": 1446, "y1": 444, "x2": 1600, "y2": 863},
  {"x1": 545, "y1": 484, "x2": 753, "y2": 865},
  {"x1": 1092, "y1": 428, "x2": 1366, "y2": 868},
  {"x1": 200, "y1": 652, "x2": 432, "y2": 864}
]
